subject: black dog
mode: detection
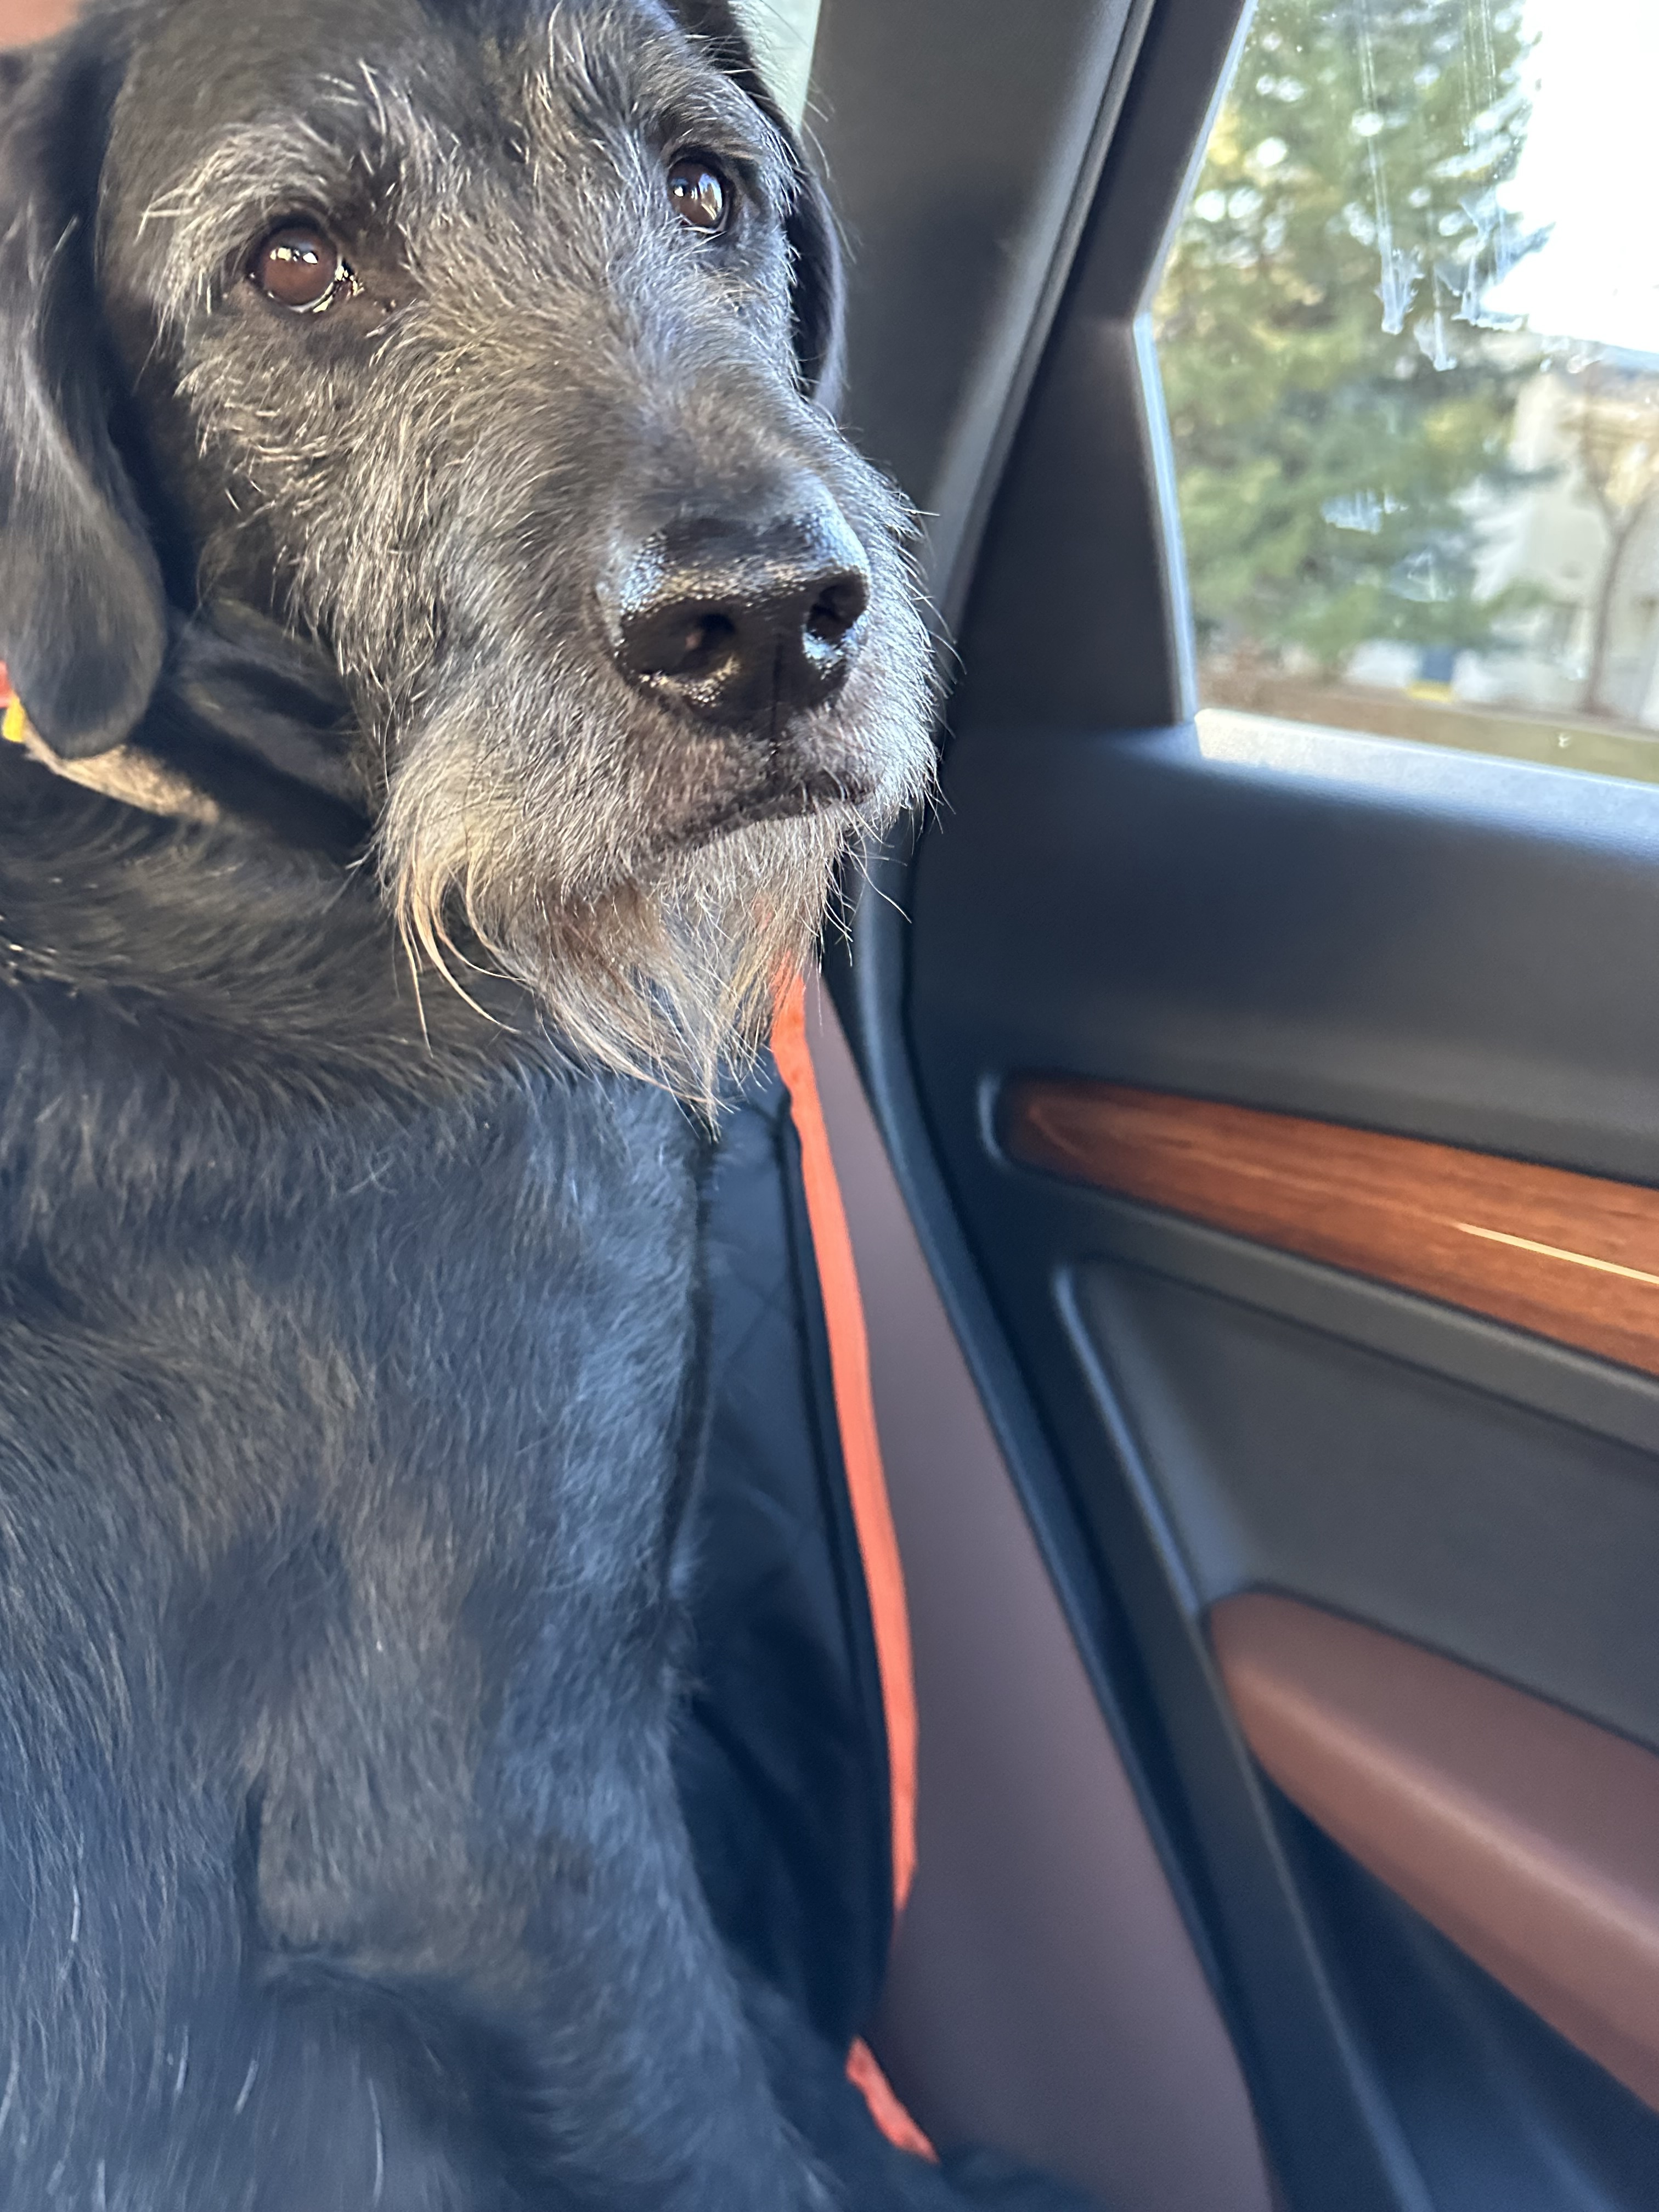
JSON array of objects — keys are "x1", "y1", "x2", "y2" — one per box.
[{"x1": 0, "y1": 0, "x2": 985, "y2": 2202}]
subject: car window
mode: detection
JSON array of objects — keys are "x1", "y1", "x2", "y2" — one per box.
[
  {"x1": 735, "y1": 0, "x2": 821, "y2": 125},
  {"x1": 1153, "y1": 0, "x2": 1659, "y2": 786}
]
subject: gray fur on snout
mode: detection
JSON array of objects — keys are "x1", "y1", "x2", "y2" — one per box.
[{"x1": 101, "y1": 0, "x2": 936, "y2": 1096}]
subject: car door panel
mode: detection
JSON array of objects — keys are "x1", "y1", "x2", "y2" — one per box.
[
  {"x1": 1068, "y1": 1260, "x2": 1659, "y2": 1746},
  {"x1": 810, "y1": 0, "x2": 1659, "y2": 2199},
  {"x1": 897, "y1": 705, "x2": 1659, "y2": 2205},
  {"x1": 1211, "y1": 1592, "x2": 1659, "y2": 2114},
  {"x1": 916, "y1": 723, "x2": 1659, "y2": 1184}
]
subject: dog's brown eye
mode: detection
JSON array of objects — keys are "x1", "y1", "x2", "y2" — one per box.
[
  {"x1": 666, "y1": 155, "x2": 729, "y2": 235},
  {"x1": 250, "y1": 224, "x2": 351, "y2": 312}
]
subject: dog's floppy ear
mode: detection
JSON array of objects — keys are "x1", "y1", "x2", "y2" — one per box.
[
  {"x1": 673, "y1": 1, "x2": 844, "y2": 408},
  {"x1": 0, "y1": 35, "x2": 166, "y2": 759}
]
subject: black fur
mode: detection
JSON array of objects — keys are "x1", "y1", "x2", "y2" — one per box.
[
  {"x1": 0, "y1": 22, "x2": 166, "y2": 755},
  {"x1": 0, "y1": 737, "x2": 754, "y2": 2205},
  {"x1": 0, "y1": 1, "x2": 1077, "y2": 2205}
]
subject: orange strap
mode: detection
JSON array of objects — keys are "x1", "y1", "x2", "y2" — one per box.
[
  {"x1": 847, "y1": 2036, "x2": 936, "y2": 2162},
  {"x1": 771, "y1": 974, "x2": 917, "y2": 1912},
  {"x1": 771, "y1": 974, "x2": 934, "y2": 2160}
]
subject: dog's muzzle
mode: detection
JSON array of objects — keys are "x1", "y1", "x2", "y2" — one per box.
[{"x1": 601, "y1": 495, "x2": 871, "y2": 729}]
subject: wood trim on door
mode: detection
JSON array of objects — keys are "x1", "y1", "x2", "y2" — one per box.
[
  {"x1": 1003, "y1": 1080, "x2": 1659, "y2": 1379},
  {"x1": 1211, "y1": 1592, "x2": 1659, "y2": 2114}
]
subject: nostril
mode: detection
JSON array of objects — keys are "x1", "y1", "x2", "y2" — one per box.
[
  {"x1": 613, "y1": 600, "x2": 738, "y2": 687},
  {"x1": 805, "y1": 572, "x2": 868, "y2": 650},
  {"x1": 673, "y1": 611, "x2": 738, "y2": 680}
]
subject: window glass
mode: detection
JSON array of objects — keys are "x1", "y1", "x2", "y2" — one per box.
[
  {"x1": 733, "y1": 0, "x2": 822, "y2": 126},
  {"x1": 1153, "y1": 0, "x2": 1659, "y2": 784}
]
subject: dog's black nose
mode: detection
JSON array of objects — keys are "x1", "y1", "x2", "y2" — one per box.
[{"x1": 605, "y1": 506, "x2": 871, "y2": 725}]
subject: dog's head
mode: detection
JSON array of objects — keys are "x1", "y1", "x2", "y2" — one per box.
[{"x1": 0, "y1": 0, "x2": 934, "y2": 1091}]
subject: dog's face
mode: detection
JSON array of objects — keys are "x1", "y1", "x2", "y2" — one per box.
[{"x1": 0, "y1": 0, "x2": 934, "y2": 1090}]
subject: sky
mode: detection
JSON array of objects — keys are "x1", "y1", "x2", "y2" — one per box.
[{"x1": 1486, "y1": 0, "x2": 1659, "y2": 354}]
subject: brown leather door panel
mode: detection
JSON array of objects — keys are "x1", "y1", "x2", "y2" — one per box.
[{"x1": 1211, "y1": 1593, "x2": 1659, "y2": 2114}]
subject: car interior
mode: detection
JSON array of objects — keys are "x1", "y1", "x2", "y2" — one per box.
[
  {"x1": 791, "y1": 1, "x2": 1659, "y2": 2208},
  {"x1": 8, "y1": 0, "x2": 1659, "y2": 2205}
]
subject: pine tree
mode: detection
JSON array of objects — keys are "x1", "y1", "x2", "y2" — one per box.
[{"x1": 1153, "y1": 0, "x2": 1542, "y2": 673}]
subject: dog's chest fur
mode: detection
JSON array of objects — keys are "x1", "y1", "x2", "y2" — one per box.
[{"x1": 0, "y1": 748, "x2": 724, "y2": 2186}]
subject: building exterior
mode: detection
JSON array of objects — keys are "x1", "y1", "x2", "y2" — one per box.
[{"x1": 1348, "y1": 345, "x2": 1659, "y2": 731}]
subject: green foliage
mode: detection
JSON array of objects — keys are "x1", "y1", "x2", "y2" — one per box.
[{"x1": 1154, "y1": 0, "x2": 1542, "y2": 670}]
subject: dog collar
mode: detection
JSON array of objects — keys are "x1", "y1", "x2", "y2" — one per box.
[{"x1": 0, "y1": 657, "x2": 221, "y2": 823}]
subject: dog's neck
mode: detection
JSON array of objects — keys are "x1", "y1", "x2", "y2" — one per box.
[{"x1": 9, "y1": 602, "x2": 374, "y2": 855}]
